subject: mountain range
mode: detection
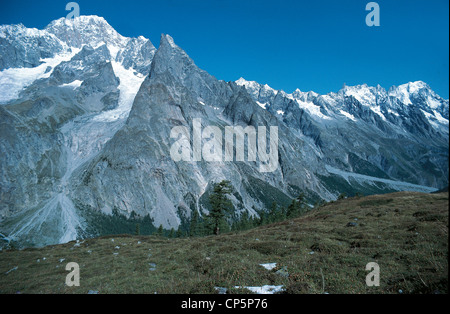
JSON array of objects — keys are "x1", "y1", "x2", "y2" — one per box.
[{"x1": 0, "y1": 15, "x2": 448, "y2": 248}]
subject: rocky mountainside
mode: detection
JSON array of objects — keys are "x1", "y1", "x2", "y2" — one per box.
[
  {"x1": 0, "y1": 16, "x2": 448, "y2": 248},
  {"x1": 236, "y1": 78, "x2": 449, "y2": 188}
]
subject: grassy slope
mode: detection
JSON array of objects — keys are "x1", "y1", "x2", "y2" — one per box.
[{"x1": 0, "y1": 191, "x2": 447, "y2": 294}]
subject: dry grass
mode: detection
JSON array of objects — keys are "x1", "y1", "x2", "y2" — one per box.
[{"x1": 0, "y1": 191, "x2": 447, "y2": 294}]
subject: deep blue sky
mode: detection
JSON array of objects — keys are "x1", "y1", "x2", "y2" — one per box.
[{"x1": 1, "y1": 0, "x2": 449, "y2": 98}]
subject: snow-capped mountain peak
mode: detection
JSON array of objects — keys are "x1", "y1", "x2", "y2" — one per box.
[
  {"x1": 237, "y1": 77, "x2": 448, "y2": 120},
  {"x1": 388, "y1": 80, "x2": 448, "y2": 114},
  {"x1": 339, "y1": 83, "x2": 386, "y2": 107},
  {"x1": 235, "y1": 77, "x2": 279, "y2": 100},
  {"x1": 236, "y1": 77, "x2": 265, "y2": 91},
  {"x1": 0, "y1": 15, "x2": 156, "y2": 102},
  {"x1": 400, "y1": 80, "x2": 429, "y2": 93},
  {"x1": 45, "y1": 15, "x2": 128, "y2": 53},
  {"x1": 389, "y1": 81, "x2": 427, "y2": 103}
]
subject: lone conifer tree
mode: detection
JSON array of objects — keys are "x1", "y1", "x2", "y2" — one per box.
[
  {"x1": 287, "y1": 192, "x2": 306, "y2": 218},
  {"x1": 135, "y1": 223, "x2": 141, "y2": 236},
  {"x1": 156, "y1": 224, "x2": 164, "y2": 236},
  {"x1": 208, "y1": 180, "x2": 233, "y2": 235}
]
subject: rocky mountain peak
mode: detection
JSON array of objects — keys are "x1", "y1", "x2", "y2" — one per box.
[{"x1": 152, "y1": 33, "x2": 192, "y2": 69}]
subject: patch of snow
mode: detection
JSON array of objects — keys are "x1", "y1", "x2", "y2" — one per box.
[
  {"x1": 107, "y1": 44, "x2": 121, "y2": 60},
  {"x1": 387, "y1": 108, "x2": 399, "y2": 116},
  {"x1": 339, "y1": 110, "x2": 356, "y2": 121},
  {"x1": 424, "y1": 94, "x2": 442, "y2": 110},
  {"x1": 256, "y1": 101, "x2": 267, "y2": 109},
  {"x1": 421, "y1": 110, "x2": 439, "y2": 129},
  {"x1": 235, "y1": 285, "x2": 285, "y2": 294},
  {"x1": 92, "y1": 61, "x2": 145, "y2": 122},
  {"x1": 0, "y1": 49, "x2": 80, "y2": 104},
  {"x1": 296, "y1": 99, "x2": 332, "y2": 120},
  {"x1": 198, "y1": 98, "x2": 206, "y2": 106},
  {"x1": 343, "y1": 84, "x2": 377, "y2": 105},
  {"x1": 421, "y1": 109, "x2": 448, "y2": 130},
  {"x1": 370, "y1": 106, "x2": 387, "y2": 121},
  {"x1": 60, "y1": 80, "x2": 83, "y2": 89},
  {"x1": 390, "y1": 84, "x2": 412, "y2": 105},
  {"x1": 259, "y1": 263, "x2": 277, "y2": 270},
  {"x1": 433, "y1": 110, "x2": 449, "y2": 124}
]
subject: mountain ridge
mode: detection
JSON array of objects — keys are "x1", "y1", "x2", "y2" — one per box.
[{"x1": 0, "y1": 15, "x2": 448, "y2": 248}]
